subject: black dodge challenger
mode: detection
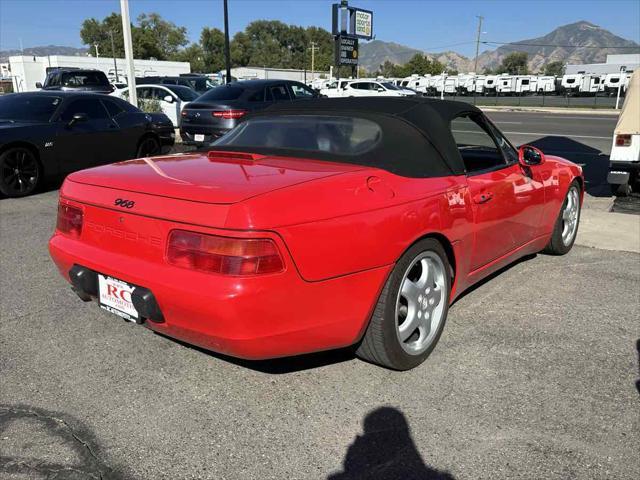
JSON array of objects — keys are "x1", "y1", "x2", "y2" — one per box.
[{"x1": 0, "y1": 92, "x2": 175, "y2": 197}]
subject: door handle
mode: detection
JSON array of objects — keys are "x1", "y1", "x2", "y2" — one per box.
[{"x1": 473, "y1": 192, "x2": 493, "y2": 204}]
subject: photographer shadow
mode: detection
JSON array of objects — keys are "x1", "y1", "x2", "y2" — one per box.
[{"x1": 328, "y1": 407, "x2": 455, "y2": 480}]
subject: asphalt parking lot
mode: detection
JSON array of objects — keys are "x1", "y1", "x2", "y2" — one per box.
[{"x1": 1, "y1": 111, "x2": 640, "y2": 480}]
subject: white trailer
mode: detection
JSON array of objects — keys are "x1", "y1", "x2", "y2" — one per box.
[
  {"x1": 535, "y1": 76, "x2": 556, "y2": 93},
  {"x1": 603, "y1": 72, "x2": 632, "y2": 95}
]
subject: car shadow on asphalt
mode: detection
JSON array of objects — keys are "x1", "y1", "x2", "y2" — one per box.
[
  {"x1": 527, "y1": 136, "x2": 611, "y2": 197},
  {"x1": 451, "y1": 253, "x2": 538, "y2": 306},
  {"x1": 157, "y1": 333, "x2": 358, "y2": 374},
  {"x1": 328, "y1": 406, "x2": 455, "y2": 480},
  {"x1": 0, "y1": 404, "x2": 130, "y2": 479}
]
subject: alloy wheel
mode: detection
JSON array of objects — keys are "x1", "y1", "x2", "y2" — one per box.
[
  {"x1": 395, "y1": 251, "x2": 447, "y2": 355},
  {"x1": 1, "y1": 148, "x2": 39, "y2": 196},
  {"x1": 561, "y1": 186, "x2": 580, "y2": 246}
]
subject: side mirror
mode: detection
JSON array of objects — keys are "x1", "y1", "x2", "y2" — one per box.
[
  {"x1": 35, "y1": 82, "x2": 42, "y2": 89},
  {"x1": 518, "y1": 145, "x2": 545, "y2": 166},
  {"x1": 67, "y1": 113, "x2": 88, "y2": 127},
  {"x1": 377, "y1": 87, "x2": 385, "y2": 92},
  {"x1": 163, "y1": 95, "x2": 174, "y2": 103}
]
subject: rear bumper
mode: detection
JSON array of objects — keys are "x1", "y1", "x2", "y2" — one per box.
[
  {"x1": 49, "y1": 233, "x2": 390, "y2": 360},
  {"x1": 608, "y1": 161, "x2": 640, "y2": 185},
  {"x1": 179, "y1": 128, "x2": 229, "y2": 145}
]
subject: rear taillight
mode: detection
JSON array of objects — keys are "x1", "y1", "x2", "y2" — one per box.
[
  {"x1": 56, "y1": 202, "x2": 83, "y2": 238},
  {"x1": 212, "y1": 109, "x2": 247, "y2": 119},
  {"x1": 167, "y1": 230, "x2": 284, "y2": 276},
  {"x1": 615, "y1": 134, "x2": 632, "y2": 147}
]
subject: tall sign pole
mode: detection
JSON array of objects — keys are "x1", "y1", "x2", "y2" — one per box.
[
  {"x1": 109, "y1": 30, "x2": 119, "y2": 83},
  {"x1": 332, "y1": 1, "x2": 371, "y2": 78},
  {"x1": 223, "y1": 0, "x2": 232, "y2": 84},
  {"x1": 616, "y1": 66, "x2": 626, "y2": 109},
  {"x1": 120, "y1": 0, "x2": 137, "y2": 107}
]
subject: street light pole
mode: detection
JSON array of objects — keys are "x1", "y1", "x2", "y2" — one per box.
[
  {"x1": 616, "y1": 66, "x2": 626, "y2": 109},
  {"x1": 473, "y1": 15, "x2": 483, "y2": 75},
  {"x1": 94, "y1": 43, "x2": 100, "y2": 68},
  {"x1": 473, "y1": 15, "x2": 483, "y2": 105},
  {"x1": 308, "y1": 41, "x2": 318, "y2": 83},
  {"x1": 223, "y1": 0, "x2": 232, "y2": 84},
  {"x1": 109, "y1": 30, "x2": 119, "y2": 83},
  {"x1": 120, "y1": 0, "x2": 137, "y2": 107}
]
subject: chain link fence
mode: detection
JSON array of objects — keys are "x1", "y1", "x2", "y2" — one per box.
[{"x1": 422, "y1": 89, "x2": 624, "y2": 109}]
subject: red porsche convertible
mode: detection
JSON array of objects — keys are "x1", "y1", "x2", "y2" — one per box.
[{"x1": 49, "y1": 98, "x2": 583, "y2": 370}]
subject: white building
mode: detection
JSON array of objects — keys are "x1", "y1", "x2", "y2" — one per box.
[
  {"x1": 9, "y1": 55, "x2": 191, "y2": 92},
  {"x1": 231, "y1": 66, "x2": 329, "y2": 83},
  {"x1": 565, "y1": 53, "x2": 639, "y2": 76}
]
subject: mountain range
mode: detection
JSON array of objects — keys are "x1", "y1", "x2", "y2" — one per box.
[
  {"x1": 2, "y1": 21, "x2": 638, "y2": 74},
  {"x1": 0, "y1": 45, "x2": 88, "y2": 63},
  {"x1": 360, "y1": 21, "x2": 639, "y2": 73}
]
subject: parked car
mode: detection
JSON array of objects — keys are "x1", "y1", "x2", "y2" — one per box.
[
  {"x1": 49, "y1": 97, "x2": 583, "y2": 370},
  {"x1": 112, "y1": 84, "x2": 199, "y2": 127},
  {"x1": 608, "y1": 71, "x2": 640, "y2": 195},
  {"x1": 0, "y1": 92, "x2": 174, "y2": 197},
  {"x1": 37, "y1": 68, "x2": 114, "y2": 94},
  {"x1": 342, "y1": 80, "x2": 416, "y2": 97},
  {"x1": 136, "y1": 75, "x2": 217, "y2": 95},
  {"x1": 180, "y1": 79, "x2": 320, "y2": 145}
]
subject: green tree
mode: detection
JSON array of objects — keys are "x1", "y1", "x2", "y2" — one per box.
[
  {"x1": 497, "y1": 52, "x2": 529, "y2": 75},
  {"x1": 173, "y1": 44, "x2": 207, "y2": 73},
  {"x1": 200, "y1": 27, "x2": 226, "y2": 72},
  {"x1": 544, "y1": 60, "x2": 564, "y2": 77},
  {"x1": 80, "y1": 12, "x2": 187, "y2": 61},
  {"x1": 80, "y1": 13, "x2": 126, "y2": 58},
  {"x1": 134, "y1": 13, "x2": 187, "y2": 60}
]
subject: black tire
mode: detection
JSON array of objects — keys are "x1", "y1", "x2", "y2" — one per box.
[
  {"x1": 356, "y1": 238, "x2": 452, "y2": 370},
  {"x1": 612, "y1": 182, "x2": 631, "y2": 197},
  {"x1": 136, "y1": 135, "x2": 161, "y2": 158},
  {"x1": 543, "y1": 180, "x2": 581, "y2": 255},
  {"x1": 0, "y1": 146, "x2": 41, "y2": 198}
]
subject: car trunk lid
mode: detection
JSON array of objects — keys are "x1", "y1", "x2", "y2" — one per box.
[{"x1": 66, "y1": 150, "x2": 366, "y2": 206}]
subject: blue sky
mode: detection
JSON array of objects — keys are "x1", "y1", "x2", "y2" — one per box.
[{"x1": 1, "y1": 0, "x2": 639, "y2": 57}]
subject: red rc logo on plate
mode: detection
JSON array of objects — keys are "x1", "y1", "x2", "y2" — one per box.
[{"x1": 98, "y1": 275, "x2": 138, "y2": 321}]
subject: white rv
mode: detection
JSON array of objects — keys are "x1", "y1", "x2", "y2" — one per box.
[
  {"x1": 536, "y1": 76, "x2": 556, "y2": 93},
  {"x1": 483, "y1": 75, "x2": 498, "y2": 95},
  {"x1": 608, "y1": 71, "x2": 640, "y2": 195},
  {"x1": 603, "y1": 72, "x2": 632, "y2": 95},
  {"x1": 561, "y1": 74, "x2": 602, "y2": 95},
  {"x1": 496, "y1": 75, "x2": 536, "y2": 95}
]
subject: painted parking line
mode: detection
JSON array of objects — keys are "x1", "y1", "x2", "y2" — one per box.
[
  {"x1": 452, "y1": 129, "x2": 610, "y2": 140},
  {"x1": 501, "y1": 131, "x2": 611, "y2": 139},
  {"x1": 493, "y1": 121, "x2": 523, "y2": 124},
  {"x1": 541, "y1": 116, "x2": 617, "y2": 121}
]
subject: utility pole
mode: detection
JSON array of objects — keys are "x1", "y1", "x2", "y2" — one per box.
[
  {"x1": 473, "y1": 15, "x2": 483, "y2": 74},
  {"x1": 109, "y1": 30, "x2": 119, "y2": 82},
  {"x1": 308, "y1": 41, "x2": 319, "y2": 83},
  {"x1": 223, "y1": 0, "x2": 232, "y2": 84},
  {"x1": 120, "y1": 0, "x2": 137, "y2": 107},
  {"x1": 616, "y1": 66, "x2": 626, "y2": 109},
  {"x1": 94, "y1": 44, "x2": 100, "y2": 68}
]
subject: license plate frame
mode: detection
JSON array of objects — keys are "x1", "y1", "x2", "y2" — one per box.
[{"x1": 98, "y1": 274, "x2": 139, "y2": 322}]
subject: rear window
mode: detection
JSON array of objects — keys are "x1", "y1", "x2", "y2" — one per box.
[
  {"x1": 199, "y1": 85, "x2": 244, "y2": 101},
  {"x1": 0, "y1": 95, "x2": 62, "y2": 122},
  {"x1": 60, "y1": 71, "x2": 109, "y2": 87},
  {"x1": 213, "y1": 115, "x2": 382, "y2": 156}
]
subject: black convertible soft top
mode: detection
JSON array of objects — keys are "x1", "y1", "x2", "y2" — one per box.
[{"x1": 213, "y1": 97, "x2": 483, "y2": 177}]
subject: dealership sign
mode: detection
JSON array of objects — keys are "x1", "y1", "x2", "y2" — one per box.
[
  {"x1": 351, "y1": 9, "x2": 373, "y2": 40},
  {"x1": 335, "y1": 36, "x2": 359, "y2": 66}
]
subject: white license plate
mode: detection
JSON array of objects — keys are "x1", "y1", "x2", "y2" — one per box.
[
  {"x1": 98, "y1": 275, "x2": 138, "y2": 322},
  {"x1": 194, "y1": 134, "x2": 205, "y2": 142}
]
